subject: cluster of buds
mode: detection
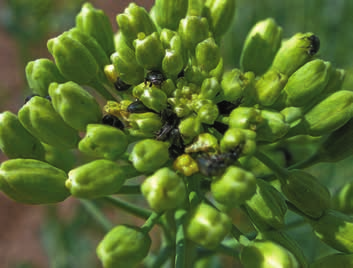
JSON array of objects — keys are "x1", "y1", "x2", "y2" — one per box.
[{"x1": 1, "y1": 0, "x2": 353, "y2": 267}]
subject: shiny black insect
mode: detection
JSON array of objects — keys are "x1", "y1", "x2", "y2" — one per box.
[
  {"x1": 25, "y1": 94, "x2": 51, "y2": 103},
  {"x1": 307, "y1": 35, "x2": 320, "y2": 56},
  {"x1": 196, "y1": 146, "x2": 242, "y2": 177},
  {"x1": 127, "y1": 100, "x2": 154, "y2": 113},
  {"x1": 102, "y1": 114, "x2": 124, "y2": 130},
  {"x1": 217, "y1": 97, "x2": 243, "y2": 115},
  {"x1": 114, "y1": 77, "x2": 131, "y2": 91},
  {"x1": 155, "y1": 108, "x2": 184, "y2": 158},
  {"x1": 145, "y1": 70, "x2": 165, "y2": 87}
]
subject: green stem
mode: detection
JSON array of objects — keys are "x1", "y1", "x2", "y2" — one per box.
[
  {"x1": 146, "y1": 246, "x2": 173, "y2": 268},
  {"x1": 102, "y1": 196, "x2": 151, "y2": 219},
  {"x1": 141, "y1": 212, "x2": 163, "y2": 234},
  {"x1": 175, "y1": 209, "x2": 187, "y2": 268},
  {"x1": 115, "y1": 185, "x2": 141, "y2": 195},
  {"x1": 254, "y1": 149, "x2": 288, "y2": 183},
  {"x1": 79, "y1": 199, "x2": 113, "y2": 232}
]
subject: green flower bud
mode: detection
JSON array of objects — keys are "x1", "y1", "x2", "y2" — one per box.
[
  {"x1": 283, "y1": 59, "x2": 332, "y2": 107},
  {"x1": 0, "y1": 111, "x2": 45, "y2": 160},
  {"x1": 178, "y1": 16, "x2": 209, "y2": 51},
  {"x1": 97, "y1": 225, "x2": 151, "y2": 268},
  {"x1": 271, "y1": 32, "x2": 319, "y2": 76},
  {"x1": 240, "y1": 18, "x2": 282, "y2": 75},
  {"x1": 179, "y1": 115, "x2": 203, "y2": 143},
  {"x1": 161, "y1": 78, "x2": 176, "y2": 97},
  {"x1": 139, "y1": 87, "x2": 168, "y2": 112},
  {"x1": 173, "y1": 154, "x2": 199, "y2": 176},
  {"x1": 310, "y1": 253, "x2": 353, "y2": 268},
  {"x1": 116, "y1": 3, "x2": 157, "y2": 48},
  {"x1": 141, "y1": 167, "x2": 186, "y2": 212},
  {"x1": 127, "y1": 112, "x2": 163, "y2": 138},
  {"x1": 244, "y1": 178, "x2": 287, "y2": 231},
  {"x1": 229, "y1": 107, "x2": 262, "y2": 130},
  {"x1": 259, "y1": 231, "x2": 308, "y2": 268},
  {"x1": 42, "y1": 143, "x2": 75, "y2": 173},
  {"x1": 184, "y1": 202, "x2": 232, "y2": 249},
  {"x1": 253, "y1": 69, "x2": 288, "y2": 106},
  {"x1": 257, "y1": 109, "x2": 290, "y2": 142},
  {"x1": 197, "y1": 102, "x2": 219, "y2": 124},
  {"x1": 159, "y1": 28, "x2": 178, "y2": 48},
  {"x1": 111, "y1": 39, "x2": 145, "y2": 85},
  {"x1": 203, "y1": 0, "x2": 236, "y2": 40},
  {"x1": 220, "y1": 128, "x2": 257, "y2": 156},
  {"x1": 333, "y1": 182, "x2": 353, "y2": 214},
  {"x1": 184, "y1": 65, "x2": 209, "y2": 86},
  {"x1": 211, "y1": 166, "x2": 257, "y2": 208},
  {"x1": 25, "y1": 58, "x2": 65, "y2": 96},
  {"x1": 76, "y1": 3, "x2": 115, "y2": 57},
  {"x1": 18, "y1": 96, "x2": 80, "y2": 149},
  {"x1": 134, "y1": 32, "x2": 165, "y2": 70},
  {"x1": 0, "y1": 159, "x2": 69, "y2": 204},
  {"x1": 199, "y1": 77, "x2": 221, "y2": 100},
  {"x1": 281, "y1": 169, "x2": 331, "y2": 219},
  {"x1": 220, "y1": 69, "x2": 255, "y2": 102},
  {"x1": 66, "y1": 160, "x2": 138, "y2": 198},
  {"x1": 310, "y1": 209, "x2": 353, "y2": 253},
  {"x1": 152, "y1": 0, "x2": 188, "y2": 30},
  {"x1": 240, "y1": 240, "x2": 299, "y2": 268},
  {"x1": 78, "y1": 124, "x2": 128, "y2": 161},
  {"x1": 185, "y1": 133, "x2": 219, "y2": 153},
  {"x1": 48, "y1": 81, "x2": 102, "y2": 131},
  {"x1": 280, "y1": 106, "x2": 303, "y2": 125},
  {"x1": 129, "y1": 139, "x2": 169, "y2": 173},
  {"x1": 162, "y1": 49, "x2": 185, "y2": 79},
  {"x1": 195, "y1": 37, "x2": 220, "y2": 72},
  {"x1": 289, "y1": 90, "x2": 353, "y2": 136}
]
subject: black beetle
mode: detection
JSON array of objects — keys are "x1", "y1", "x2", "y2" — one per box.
[
  {"x1": 114, "y1": 77, "x2": 131, "y2": 91},
  {"x1": 307, "y1": 35, "x2": 320, "y2": 56},
  {"x1": 145, "y1": 70, "x2": 165, "y2": 87},
  {"x1": 127, "y1": 100, "x2": 154, "y2": 113},
  {"x1": 102, "y1": 114, "x2": 124, "y2": 130}
]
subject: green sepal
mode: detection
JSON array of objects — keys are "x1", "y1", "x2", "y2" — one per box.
[
  {"x1": 179, "y1": 115, "x2": 203, "y2": 143},
  {"x1": 78, "y1": 124, "x2": 128, "y2": 161},
  {"x1": 0, "y1": 158, "x2": 69, "y2": 204},
  {"x1": 257, "y1": 109, "x2": 290, "y2": 142},
  {"x1": 162, "y1": 49, "x2": 185, "y2": 79},
  {"x1": 220, "y1": 128, "x2": 257, "y2": 156},
  {"x1": 49, "y1": 81, "x2": 102, "y2": 131},
  {"x1": 42, "y1": 143, "x2": 76, "y2": 173},
  {"x1": 18, "y1": 96, "x2": 80, "y2": 149},
  {"x1": 25, "y1": 58, "x2": 66, "y2": 96},
  {"x1": 240, "y1": 18, "x2": 282, "y2": 75},
  {"x1": 139, "y1": 87, "x2": 168, "y2": 113},
  {"x1": 127, "y1": 112, "x2": 163, "y2": 138},
  {"x1": 152, "y1": 0, "x2": 188, "y2": 30},
  {"x1": 195, "y1": 37, "x2": 220, "y2": 72},
  {"x1": 0, "y1": 111, "x2": 45, "y2": 160},
  {"x1": 66, "y1": 160, "x2": 138, "y2": 198},
  {"x1": 178, "y1": 16, "x2": 209, "y2": 51},
  {"x1": 76, "y1": 2, "x2": 115, "y2": 57}
]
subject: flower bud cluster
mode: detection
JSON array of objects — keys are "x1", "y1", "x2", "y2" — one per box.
[{"x1": 1, "y1": 0, "x2": 353, "y2": 267}]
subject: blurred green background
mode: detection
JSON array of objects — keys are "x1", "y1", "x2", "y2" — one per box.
[{"x1": 0, "y1": 0, "x2": 353, "y2": 267}]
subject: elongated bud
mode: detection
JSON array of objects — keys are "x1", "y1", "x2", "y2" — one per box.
[
  {"x1": 162, "y1": 49, "x2": 185, "y2": 78},
  {"x1": 42, "y1": 143, "x2": 75, "y2": 173},
  {"x1": 289, "y1": 90, "x2": 353, "y2": 136},
  {"x1": 0, "y1": 111, "x2": 45, "y2": 160},
  {"x1": 211, "y1": 166, "x2": 257, "y2": 208},
  {"x1": 127, "y1": 112, "x2": 163, "y2": 138},
  {"x1": 178, "y1": 16, "x2": 209, "y2": 51},
  {"x1": 141, "y1": 167, "x2": 186, "y2": 212},
  {"x1": 220, "y1": 128, "x2": 257, "y2": 156},
  {"x1": 197, "y1": 102, "x2": 219, "y2": 124},
  {"x1": 284, "y1": 59, "x2": 332, "y2": 107},
  {"x1": 0, "y1": 159, "x2": 69, "y2": 204},
  {"x1": 134, "y1": 32, "x2": 165, "y2": 70},
  {"x1": 152, "y1": 0, "x2": 188, "y2": 30},
  {"x1": 310, "y1": 253, "x2": 353, "y2": 268},
  {"x1": 221, "y1": 69, "x2": 255, "y2": 102},
  {"x1": 310, "y1": 209, "x2": 353, "y2": 253},
  {"x1": 257, "y1": 109, "x2": 290, "y2": 142},
  {"x1": 229, "y1": 107, "x2": 262, "y2": 130},
  {"x1": 111, "y1": 36, "x2": 145, "y2": 85},
  {"x1": 97, "y1": 225, "x2": 151, "y2": 268},
  {"x1": 332, "y1": 182, "x2": 353, "y2": 214},
  {"x1": 116, "y1": 3, "x2": 157, "y2": 48},
  {"x1": 199, "y1": 77, "x2": 221, "y2": 100},
  {"x1": 78, "y1": 124, "x2": 128, "y2": 161},
  {"x1": 129, "y1": 139, "x2": 170, "y2": 173},
  {"x1": 253, "y1": 69, "x2": 288, "y2": 106},
  {"x1": 25, "y1": 58, "x2": 65, "y2": 96},
  {"x1": 179, "y1": 115, "x2": 203, "y2": 143},
  {"x1": 244, "y1": 178, "x2": 287, "y2": 231},
  {"x1": 195, "y1": 37, "x2": 220, "y2": 72},
  {"x1": 18, "y1": 96, "x2": 80, "y2": 149},
  {"x1": 184, "y1": 202, "x2": 232, "y2": 249},
  {"x1": 281, "y1": 169, "x2": 331, "y2": 219},
  {"x1": 76, "y1": 3, "x2": 115, "y2": 57},
  {"x1": 203, "y1": 0, "x2": 236, "y2": 40},
  {"x1": 66, "y1": 160, "x2": 138, "y2": 198},
  {"x1": 240, "y1": 18, "x2": 282, "y2": 75},
  {"x1": 271, "y1": 32, "x2": 319, "y2": 76},
  {"x1": 241, "y1": 240, "x2": 299, "y2": 268},
  {"x1": 49, "y1": 81, "x2": 102, "y2": 131}
]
